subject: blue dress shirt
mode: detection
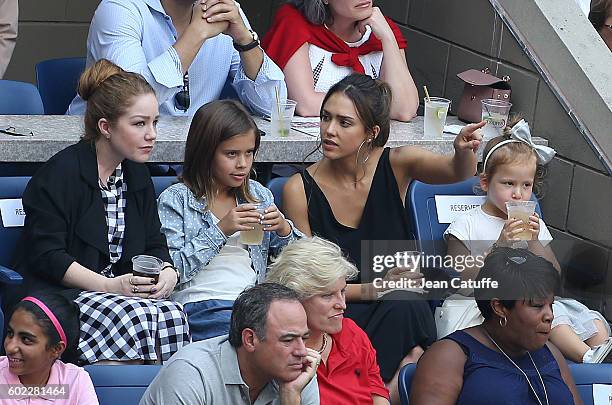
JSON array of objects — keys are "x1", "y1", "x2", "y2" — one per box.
[{"x1": 68, "y1": 0, "x2": 287, "y2": 116}]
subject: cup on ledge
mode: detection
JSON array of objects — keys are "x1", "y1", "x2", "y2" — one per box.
[
  {"x1": 481, "y1": 99, "x2": 512, "y2": 139},
  {"x1": 424, "y1": 97, "x2": 451, "y2": 139},
  {"x1": 505, "y1": 200, "x2": 537, "y2": 240},
  {"x1": 131, "y1": 255, "x2": 163, "y2": 282},
  {"x1": 271, "y1": 99, "x2": 297, "y2": 137},
  {"x1": 239, "y1": 203, "x2": 266, "y2": 245}
]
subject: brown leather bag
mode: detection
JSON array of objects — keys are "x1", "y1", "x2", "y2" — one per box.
[{"x1": 456, "y1": 68, "x2": 511, "y2": 123}]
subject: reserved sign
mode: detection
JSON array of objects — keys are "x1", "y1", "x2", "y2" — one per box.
[
  {"x1": 0, "y1": 199, "x2": 25, "y2": 227},
  {"x1": 435, "y1": 195, "x2": 486, "y2": 224}
]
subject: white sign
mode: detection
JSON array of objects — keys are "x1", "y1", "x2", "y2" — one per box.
[
  {"x1": 0, "y1": 199, "x2": 25, "y2": 227},
  {"x1": 435, "y1": 195, "x2": 486, "y2": 224},
  {"x1": 593, "y1": 384, "x2": 612, "y2": 405}
]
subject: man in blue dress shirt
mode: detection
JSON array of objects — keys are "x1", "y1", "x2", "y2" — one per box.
[{"x1": 68, "y1": 0, "x2": 286, "y2": 116}]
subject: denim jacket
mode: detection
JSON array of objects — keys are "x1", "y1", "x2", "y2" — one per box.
[{"x1": 157, "y1": 180, "x2": 302, "y2": 286}]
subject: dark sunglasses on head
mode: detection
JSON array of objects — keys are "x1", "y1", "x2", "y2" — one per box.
[{"x1": 174, "y1": 72, "x2": 190, "y2": 112}]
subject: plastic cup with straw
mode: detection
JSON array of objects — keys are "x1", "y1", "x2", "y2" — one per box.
[
  {"x1": 271, "y1": 86, "x2": 296, "y2": 137},
  {"x1": 423, "y1": 85, "x2": 451, "y2": 139}
]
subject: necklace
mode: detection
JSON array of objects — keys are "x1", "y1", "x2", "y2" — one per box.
[
  {"x1": 483, "y1": 329, "x2": 549, "y2": 405},
  {"x1": 317, "y1": 333, "x2": 329, "y2": 354}
]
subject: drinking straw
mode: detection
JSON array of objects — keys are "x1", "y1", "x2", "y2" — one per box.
[
  {"x1": 423, "y1": 85, "x2": 431, "y2": 103},
  {"x1": 275, "y1": 85, "x2": 284, "y2": 134}
]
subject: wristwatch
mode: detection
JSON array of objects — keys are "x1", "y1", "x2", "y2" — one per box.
[{"x1": 233, "y1": 30, "x2": 260, "y2": 52}]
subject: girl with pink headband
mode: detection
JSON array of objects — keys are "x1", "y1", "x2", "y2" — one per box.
[{"x1": 1, "y1": 294, "x2": 98, "y2": 404}]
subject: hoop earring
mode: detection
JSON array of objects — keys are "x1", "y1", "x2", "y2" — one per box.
[
  {"x1": 499, "y1": 316, "x2": 507, "y2": 328},
  {"x1": 356, "y1": 139, "x2": 371, "y2": 165}
]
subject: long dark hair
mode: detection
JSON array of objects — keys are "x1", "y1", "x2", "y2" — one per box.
[
  {"x1": 304, "y1": 74, "x2": 392, "y2": 164},
  {"x1": 180, "y1": 100, "x2": 262, "y2": 206}
]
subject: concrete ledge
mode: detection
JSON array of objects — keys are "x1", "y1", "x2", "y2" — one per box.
[{"x1": 0, "y1": 115, "x2": 547, "y2": 163}]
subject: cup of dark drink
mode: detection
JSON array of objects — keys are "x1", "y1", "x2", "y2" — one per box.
[{"x1": 131, "y1": 255, "x2": 163, "y2": 283}]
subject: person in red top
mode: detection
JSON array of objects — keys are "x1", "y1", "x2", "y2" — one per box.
[
  {"x1": 262, "y1": 0, "x2": 418, "y2": 121},
  {"x1": 267, "y1": 236, "x2": 390, "y2": 405}
]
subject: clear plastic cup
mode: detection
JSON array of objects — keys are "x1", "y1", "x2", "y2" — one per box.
[
  {"x1": 481, "y1": 99, "x2": 512, "y2": 139},
  {"x1": 239, "y1": 203, "x2": 266, "y2": 245},
  {"x1": 131, "y1": 255, "x2": 163, "y2": 282},
  {"x1": 424, "y1": 97, "x2": 451, "y2": 139},
  {"x1": 271, "y1": 100, "x2": 297, "y2": 137},
  {"x1": 505, "y1": 200, "x2": 536, "y2": 240}
]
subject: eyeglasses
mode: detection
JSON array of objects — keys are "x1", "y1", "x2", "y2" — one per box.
[
  {"x1": 174, "y1": 72, "x2": 190, "y2": 112},
  {"x1": 605, "y1": 24, "x2": 612, "y2": 31}
]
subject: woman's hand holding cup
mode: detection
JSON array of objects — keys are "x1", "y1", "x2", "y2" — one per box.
[{"x1": 106, "y1": 274, "x2": 157, "y2": 298}]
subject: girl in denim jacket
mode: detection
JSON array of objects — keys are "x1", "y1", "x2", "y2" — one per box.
[{"x1": 158, "y1": 100, "x2": 302, "y2": 341}]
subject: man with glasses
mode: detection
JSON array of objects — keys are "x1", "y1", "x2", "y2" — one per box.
[{"x1": 68, "y1": 0, "x2": 286, "y2": 116}]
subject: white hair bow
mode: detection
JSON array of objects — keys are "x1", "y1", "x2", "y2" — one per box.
[{"x1": 483, "y1": 119, "x2": 556, "y2": 170}]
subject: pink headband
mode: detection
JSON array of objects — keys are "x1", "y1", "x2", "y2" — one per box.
[{"x1": 21, "y1": 297, "x2": 67, "y2": 346}]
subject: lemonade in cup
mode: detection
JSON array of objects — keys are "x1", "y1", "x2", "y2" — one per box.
[{"x1": 424, "y1": 97, "x2": 451, "y2": 139}]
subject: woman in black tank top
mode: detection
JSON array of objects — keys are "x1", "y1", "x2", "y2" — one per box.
[{"x1": 283, "y1": 74, "x2": 485, "y2": 404}]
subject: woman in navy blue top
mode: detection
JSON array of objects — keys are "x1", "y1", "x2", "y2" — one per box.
[{"x1": 410, "y1": 248, "x2": 582, "y2": 405}]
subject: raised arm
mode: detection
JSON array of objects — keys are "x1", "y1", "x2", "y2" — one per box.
[
  {"x1": 359, "y1": 8, "x2": 418, "y2": 121},
  {"x1": 391, "y1": 121, "x2": 485, "y2": 185},
  {"x1": 224, "y1": 3, "x2": 286, "y2": 116},
  {"x1": 283, "y1": 44, "x2": 326, "y2": 117}
]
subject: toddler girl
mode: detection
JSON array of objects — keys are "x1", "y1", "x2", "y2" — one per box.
[{"x1": 444, "y1": 118, "x2": 611, "y2": 363}]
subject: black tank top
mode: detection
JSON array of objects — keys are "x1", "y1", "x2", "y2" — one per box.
[{"x1": 302, "y1": 148, "x2": 415, "y2": 282}]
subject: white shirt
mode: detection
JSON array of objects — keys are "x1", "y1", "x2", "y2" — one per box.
[
  {"x1": 172, "y1": 213, "x2": 254, "y2": 305},
  {"x1": 444, "y1": 205, "x2": 553, "y2": 257},
  {"x1": 308, "y1": 25, "x2": 383, "y2": 93}
]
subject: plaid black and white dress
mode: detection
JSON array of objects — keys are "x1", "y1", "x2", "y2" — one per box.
[{"x1": 74, "y1": 165, "x2": 190, "y2": 363}]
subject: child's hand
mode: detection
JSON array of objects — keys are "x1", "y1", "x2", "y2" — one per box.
[
  {"x1": 217, "y1": 204, "x2": 262, "y2": 237},
  {"x1": 528, "y1": 212, "x2": 540, "y2": 241},
  {"x1": 497, "y1": 218, "x2": 526, "y2": 243},
  {"x1": 454, "y1": 121, "x2": 485, "y2": 153},
  {"x1": 262, "y1": 204, "x2": 292, "y2": 236}
]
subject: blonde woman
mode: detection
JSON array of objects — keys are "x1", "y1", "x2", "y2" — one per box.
[{"x1": 267, "y1": 237, "x2": 390, "y2": 405}]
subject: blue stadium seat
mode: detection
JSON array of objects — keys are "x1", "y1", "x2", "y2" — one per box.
[
  {"x1": 0, "y1": 80, "x2": 44, "y2": 114},
  {"x1": 85, "y1": 364, "x2": 161, "y2": 405},
  {"x1": 0, "y1": 177, "x2": 28, "y2": 339},
  {"x1": 35, "y1": 57, "x2": 86, "y2": 115},
  {"x1": 152, "y1": 176, "x2": 178, "y2": 198},
  {"x1": 569, "y1": 363, "x2": 612, "y2": 405},
  {"x1": 399, "y1": 362, "x2": 612, "y2": 405},
  {"x1": 267, "y1": 177, "x2": 290, "y2": 211},
  {"x1": 398, "y1": 363, "x2": 415, "y2": 405}
]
